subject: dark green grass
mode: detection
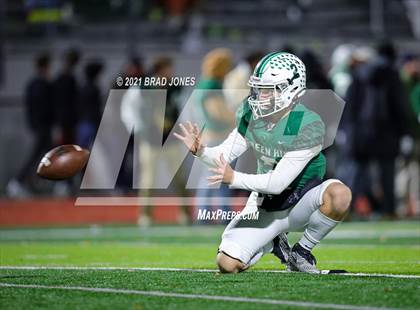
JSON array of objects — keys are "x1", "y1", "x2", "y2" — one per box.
[
  {"x1": 0, "y1": 269, "x2": 419, "y2": 309},
  {"x1": 0, "y1": 221, "x2": 419, "y2": 309}
]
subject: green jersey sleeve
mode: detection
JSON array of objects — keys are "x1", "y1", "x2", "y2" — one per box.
[
  {"x1": 287, "y1": 113, "x2": 325, "y2": 152},
  {"x1": 235, "y1": 98, "x2": 252, "y2": 137}
]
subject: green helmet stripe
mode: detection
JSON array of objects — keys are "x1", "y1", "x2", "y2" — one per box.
[
  {"x1": 255, "y1": 52, "x2": 277, "y2": 77},
  {"x1": 255, "y1": 52, "x2": 282, "y2": 77}
]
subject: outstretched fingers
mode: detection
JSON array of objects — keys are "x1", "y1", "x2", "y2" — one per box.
[
  {"x1": 207, "y1": 175, "x2": 223, "y2": 185},
  {"x1": 173, "y1": 132, "x2": 185, "y2": 141},
  {"x1": 193, "y1": 123, "x2": 200, "y2": 136},
  {"x1": 179, "y1": 123, "x2": 190, "y2": 136},
  {"x1": 219, "y1": 154, "x2": 227, "y2": 165},
  {"x1": 186, "y1": 121, "x2": 195, "y2": 133}
]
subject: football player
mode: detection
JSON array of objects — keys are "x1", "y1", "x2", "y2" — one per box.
[{"x1": 174, "y1": 52, "x2": 352, "y2": 273}]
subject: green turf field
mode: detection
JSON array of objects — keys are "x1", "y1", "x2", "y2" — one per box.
[{"x1": 0, "y1": 221, "x2": 419, "y2": 309}]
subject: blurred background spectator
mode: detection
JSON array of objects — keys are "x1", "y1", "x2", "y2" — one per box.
[
  {"x1": 114, "y1": 56, "x2": 146, "y2": 192},
  {"x1": 121, "y1": 56, "x2": 189, "y2": 226},
  {"x1": 398, "y1": 53, "x2": 420, "y2": 216},
  {"x1": 195, "y1": 48, "x2": 234, "y2": 223},
  {"x1": 113, "y1": 56, "x2": 145, "y2": 90},
  {"x1": 54, "y1": 48, "x2": 81, "y2": 144},
  {"x1": 223, "y1": 51, "x2": 265, "y2": 112},
  {"x1": 333, "y1": 45, "x2": 376, "y2": 200},
  {"x1": 6, "y1": 53, "x2": 54, "y2": 197},
  {"x1": 300, "y1": 49, "x2": 333, "y2": 90},
  {"x1": 77, "y1": 59, "x2": 104, "y2": 148},
  {"x1": 346, "y1": 42, "x2": 409, "y2": 218},
  {"x1": 329, "y1": 44, "x2": 356, "y2": 98}
]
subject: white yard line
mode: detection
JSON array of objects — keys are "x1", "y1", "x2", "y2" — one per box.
[
  {"x1": 0, "y1": 283, "x2": 400, "y2": 310},
  {"x1": 313, "y1": 260, "x2": 420, "y2": 264},
  {"x1": 1, "y1": 266, "x2": 419, "y2": 279},
  {"x1": 0, "y1": 227, "x2": 417, "y2": 241}
]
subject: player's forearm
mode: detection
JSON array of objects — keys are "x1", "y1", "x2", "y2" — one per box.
[
  {"x1": 230, "y1": 170, "x2": 296, "y2": 194},
  {"x1": 229, "y1": 146, "x2": 322, "y2": 194},
  {"x1": 198, "y1": 129, "x2": 248, "y2": 167},
  {"x1": 199, "y1": 146, "x2": 225, "y2": 167}
]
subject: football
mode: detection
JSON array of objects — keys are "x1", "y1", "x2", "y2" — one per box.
[{"x1": 36, "y1": 145, "x2": 90, "y2": 180}]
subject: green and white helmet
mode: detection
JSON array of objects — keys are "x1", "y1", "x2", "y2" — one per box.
[{"x1": 248, "y1": 52, "x2": 306, "y2": 119}]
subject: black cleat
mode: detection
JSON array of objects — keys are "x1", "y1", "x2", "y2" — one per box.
[
  {"x1": 289, "y1": 243, "x2": 319, "y2": 273},
  {"x1": 272, "y1": 233, "x2": 291, "y2": 265}
]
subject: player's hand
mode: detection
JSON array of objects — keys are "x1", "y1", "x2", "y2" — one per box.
[
  {"x1": 207, "y1": 154, "x2": 234, "y2": 185},
  {"x1": 174, "y1": 121, "x2": 205, "y2": 156}
]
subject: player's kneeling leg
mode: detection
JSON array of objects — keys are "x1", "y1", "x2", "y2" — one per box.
[
  {"x1": 216, "y1": 252, "x2": 248, "y2": 273},
  {"x1": 322, "y1": 182, "x2": 352, "y2": 220},
  {"x1": 290, "y1": 181, "x2": 352, "y2": 273},
  {"x1": 296, "y1": 181, "x2": 352, "y2": 257}
]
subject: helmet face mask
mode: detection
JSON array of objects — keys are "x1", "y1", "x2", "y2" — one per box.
[
  {"x1": 248, "y1": 52, "x2": 306, "y2": 119},
  {"x1": 248, "y1": 81, "x2": 291, "y2": 118}
]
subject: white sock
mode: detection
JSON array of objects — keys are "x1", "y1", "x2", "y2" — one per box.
[
  {"x1": 299, "y1": 210, "x2": 340, "y2": 251},
  {"x1": 248, "y1": 242, "x2": 274, "y2": 266}
]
